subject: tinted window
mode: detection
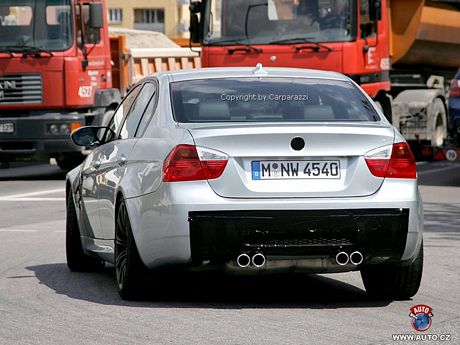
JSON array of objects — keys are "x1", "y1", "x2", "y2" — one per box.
[
  {"x1": 360, "y1": 0, "x2": 377, "y2": 38},
  {"x1": 0, "y1": 0, "x2": 73, "y2": 51},
  {"x1": 205, "y1": 0, "x2": 353, "y2": 45},
  {"x1": 135, "y1": 85, "x2": 158, "y2": 137},
  {"x1": 76, "y1": 3, "x2": 100, "y2": 47},
  {"x1": 170, "y1": 78, "x2": 378, "y2": 123},
  {"x1": 120, "y1": 83, "x2": 156, "y2": 139},
  {"x1": 105, "y1": 86, "x2": 140, "y2": 142}
]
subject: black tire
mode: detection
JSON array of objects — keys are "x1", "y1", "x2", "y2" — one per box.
[
  {"x1": 361, "y1": 242, "x2": 423, "y2": 300},
  {"x1": 56, "y1": 153, "x2": 85, "y2": 170},
  {"x1": 115, "y1": 199, "x2": 151, "y2": 300},
  {"x1": 66, "y1": 192, "x2": 105, "y2": 272}
]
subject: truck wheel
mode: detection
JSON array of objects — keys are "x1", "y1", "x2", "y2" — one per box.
[
  {"x1": 56, "y1": 153, "x2": 85, "y2": 170},
  {"x1": 430, "y1": 99, "x2": 447, "y2": 147},
  {"x1": 361, "y1": 242, "x2": 423, "y2": 300},
  {"x1": 115, "y1": 198, "x2": 151, "y2": 300},
  {"x1": 66, "y1": 192, "x2": 105, "y2": 272}
]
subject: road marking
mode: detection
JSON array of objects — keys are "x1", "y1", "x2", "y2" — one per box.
[
  {"x1": 0, "y1": 197, "x2": 65, "y2": 202},
  {"x1": 0, "y1": 229, "x2": 38, "y2": 233},
  {"x1": 418, "y1": 165, "x2": 459, "y2": 175},
  {"x1": 0, "y1": 188, "x2": 65, "y2": 202},
  {"x1": 0, "y1": 228, "x2": 65, "y2": 233}
]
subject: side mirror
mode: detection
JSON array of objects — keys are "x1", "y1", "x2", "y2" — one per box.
[
  {"x1": 71, "y1": 126, "x2": 113, "y2": 147},
  {"x1": 189, "y1": 1, "x2": 203, "y2": 43},
  {"x1": 89, "y1": 3, "x2": 104, "y2": 29},
  {"x1": 190, "y1": 14, "x2": 202, "y2": 43},
  {"x1": 369, "y1": 0, "x2": 382, "y2": 21}
]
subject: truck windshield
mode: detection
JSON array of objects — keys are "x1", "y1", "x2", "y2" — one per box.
[
  {"x1": 204, "y1": 0, "x2": 353, "y2": 45},
  {"x1": 170, "y1": 78, "x2": 379, "y2": 123},
  {"x1": 0, "y1": 0, "x2": 73, "y2": 52}
]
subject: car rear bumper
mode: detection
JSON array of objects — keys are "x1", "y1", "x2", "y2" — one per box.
[
  {"x1": 189, "y1": 208, "x2": 408, "y2": 262},
  {"x1": 126, "y1": 178, "x2": 423, "y2": 273}
]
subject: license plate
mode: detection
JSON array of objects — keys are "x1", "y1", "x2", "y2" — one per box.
[
  {"x1": 0, "y1": 123, "x2": 14, "y2": 133},
  {"x1": 252, "y1": 160, "x2": 341, "y2": 180}
]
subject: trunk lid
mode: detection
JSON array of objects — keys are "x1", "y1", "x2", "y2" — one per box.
[{"x1": 185, "y1": 123, "x2": 395, "y2": 198}]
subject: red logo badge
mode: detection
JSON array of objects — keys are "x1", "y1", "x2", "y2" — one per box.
[{"x1": 409, "y1": 304, "x2": 433, "y2": 332}]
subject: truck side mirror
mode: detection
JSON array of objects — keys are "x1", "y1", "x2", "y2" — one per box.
[
  {"x1": 190, "y1": 14, "x2": 202, "y2": 43},
  {"x1": 89, "y1": 3, "x2": 104, "y2": 29},
  {"x1": 189, "y1": 1, "x2": 203, "y2": 43},
  {"x1": 369, "y1": 0, "x2": 382, "y2": 21}
]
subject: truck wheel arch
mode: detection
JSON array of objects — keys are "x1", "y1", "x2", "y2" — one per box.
[{"x1": 393, "y1": 89, "x2": 448, "y2": 146}]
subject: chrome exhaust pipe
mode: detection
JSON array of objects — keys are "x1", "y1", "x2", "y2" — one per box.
[
  {"x1": 350, "y1": 251, "x2": 364, "y2": 265},
  {"x1": 236, "y1": 253, "x2": 251, "y2": 268},
  {"x1": 252, "y1": 252, "x2": 266, "y2": 268},
  {"x1": 335, "y1": 251, "x2": 349, "y2": 266}
]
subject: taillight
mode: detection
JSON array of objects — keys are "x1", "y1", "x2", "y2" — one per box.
[
  {"x1": 163, "y1": 145, "x2": 228, "y2": 182},
  {"x1": 450, "y1": 79, "x2": 460, "y2": 97},
  {"x1": 365, "y1": 142, "x2": 416, "y2": 179}
]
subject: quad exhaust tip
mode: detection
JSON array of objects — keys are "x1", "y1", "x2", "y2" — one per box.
[
  {"x1": 350, "y1": 251, "x2": 364, "y2": 265},
  {"x1": 252, "y1": 253, "x2": 266, "y2": 268},
  {"x1": 335, "y1": 251, "x2": 349, "y2": 266},
  {"x1": 236, "y1": 253, "x2": 251, "y2": 268}
]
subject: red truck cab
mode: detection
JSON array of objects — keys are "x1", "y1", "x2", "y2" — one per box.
[
  {"x1": 190, "y1": 0, "x2": 392, "y2": 119},
  {"x1": 0, "y1": 0, "x2": 119, "y2": 169}
]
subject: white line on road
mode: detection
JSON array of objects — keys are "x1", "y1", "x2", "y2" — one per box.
[
  {"x1": 418, "y1": 165, "x2": 459, "y2": 175},
  {"x1": 0, "y1": 188, "x2": 65, "y2": 202},
  {"x1": 0, "y1": 188, "x2": 64, "y2": 199},
  {"x1": 0, "y1": 229, "x2": 38, "y2": 233},
  {"x1": 0, "y1": 228, "x2": 65, "y2": 233},
  {"x1": 0, "y1": 197, "x2": 65, "y2": 202}
]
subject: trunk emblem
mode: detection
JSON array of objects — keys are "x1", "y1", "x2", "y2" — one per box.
[{"x1": 291, "y1": 137, "x2": 305, "y2": 151}]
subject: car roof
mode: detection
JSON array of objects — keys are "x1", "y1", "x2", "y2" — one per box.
[{"x1": 143, "y1": 64, "x2": 350, "y2": 83}]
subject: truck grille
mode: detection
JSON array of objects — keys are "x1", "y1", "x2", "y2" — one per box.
[{"x1": 0, "y1": 74, "x2": 42, "y2": 104}]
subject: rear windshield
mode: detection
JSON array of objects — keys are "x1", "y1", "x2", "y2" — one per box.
[{"x1": 170, "y1": 78, "x2": 379, "y2": 123}]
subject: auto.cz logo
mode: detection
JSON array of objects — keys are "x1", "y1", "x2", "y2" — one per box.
[
  {"x1": 389, "y1": 304, "x2": 452, "y2": 343},
  {"x1": 409, "y1": 304, "x2": 433, "y2": 332}
]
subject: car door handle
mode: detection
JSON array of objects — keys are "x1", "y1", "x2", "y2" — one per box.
[
  {"x1": 93, "y1": 160, "x2": 101, "y2": 169},
  {"x1": 118, "y1": 155, "x2": 127, "y2": 166}
]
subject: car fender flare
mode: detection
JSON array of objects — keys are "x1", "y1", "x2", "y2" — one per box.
[{"x1": 115, "y1": 189, "x2": 147, "y2": 265}]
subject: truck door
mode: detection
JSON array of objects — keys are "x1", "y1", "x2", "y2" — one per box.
[{"x1": 70, "y1": 1, "x2": 111, "y2": 108}]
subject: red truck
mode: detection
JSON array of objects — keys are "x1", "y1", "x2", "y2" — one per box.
[
  {"x1": 189, "y1": 0, "x2": 460, "y2": 158},
  {"x1": 0, "y1": 0, "x2": 119, "y2": 169}
]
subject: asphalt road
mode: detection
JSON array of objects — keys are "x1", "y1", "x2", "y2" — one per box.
[{"x1": 0, "y1": 161, "x2": 459, "y2": 345}]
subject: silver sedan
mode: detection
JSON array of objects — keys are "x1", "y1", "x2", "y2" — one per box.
[{"x1": 66, "y1": 65, "x2": 423, "y2": 300}]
